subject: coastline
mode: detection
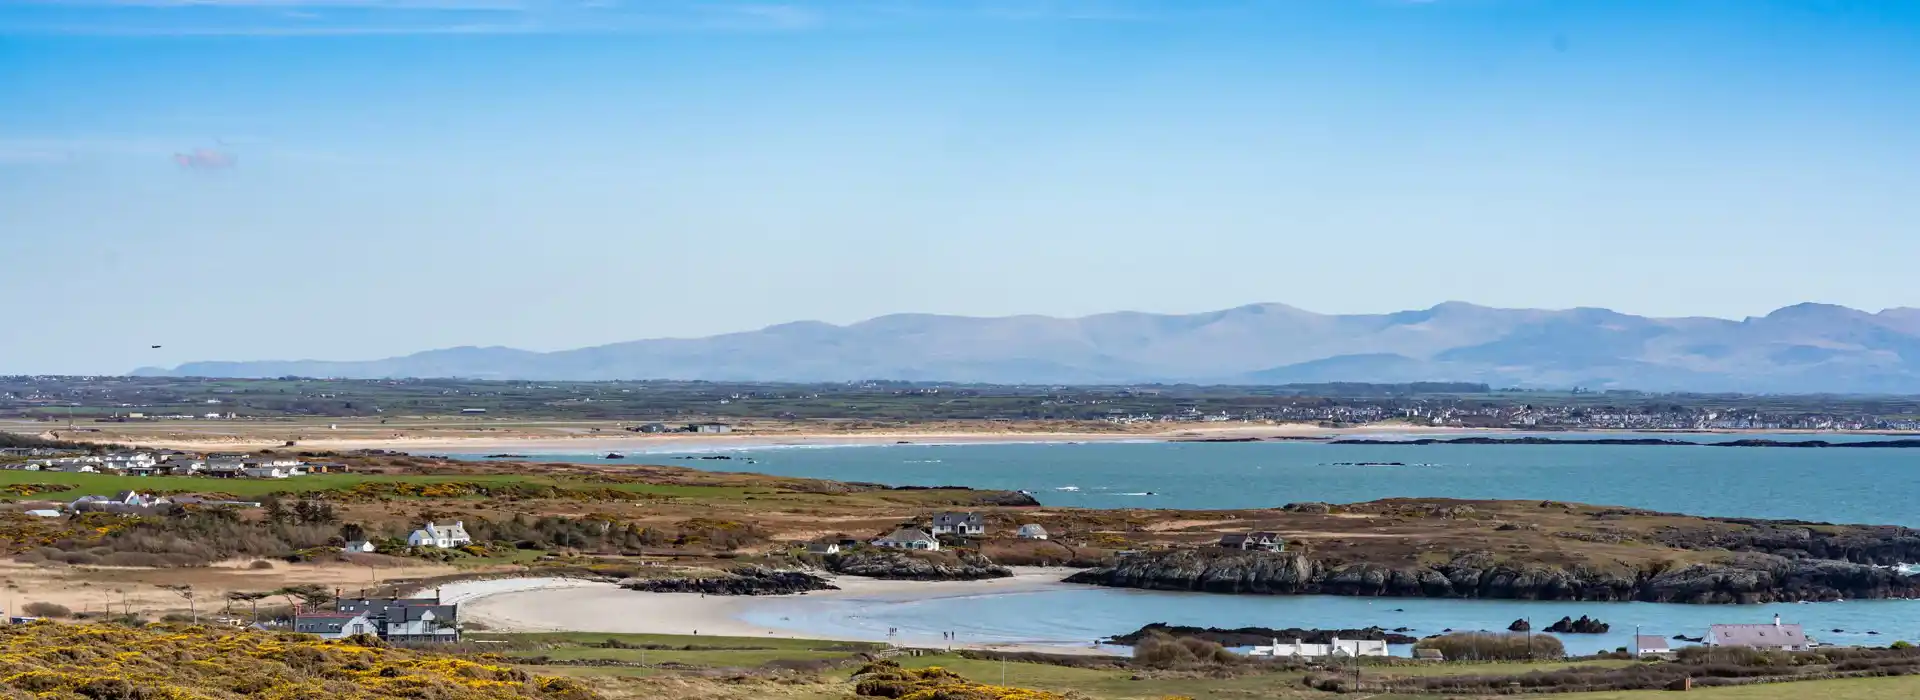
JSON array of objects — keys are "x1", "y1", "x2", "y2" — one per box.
[
  {"x1": 445, "y1": 568, "x2": 1109, "y2": 655},
  {"x1": 33, "y1": 420, "x2": 1916, "y2": 454}
]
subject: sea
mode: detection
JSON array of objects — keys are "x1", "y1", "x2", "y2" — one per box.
[{"x1": 447, "y1": 433, "x2": 1920, "y2": 655}]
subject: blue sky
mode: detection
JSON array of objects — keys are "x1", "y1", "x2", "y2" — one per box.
[{"x1": 3, "y1": 0, "x2": 1918, "y2": 374}]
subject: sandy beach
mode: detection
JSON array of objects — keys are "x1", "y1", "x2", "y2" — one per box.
[{"x1": 446, "y1": 568, "x2": 1106, "y2": 655}]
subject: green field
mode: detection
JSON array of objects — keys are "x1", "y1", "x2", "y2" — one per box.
[
  {"x1": 475, "y1": 631, "x2": 883, "y2": 671},
  {"x1": 0, "y1": 470, "x2": 746, "y2": 500},
  {"x1": 1561, "y1": 676, "x2": 1920, "y2": 699}
]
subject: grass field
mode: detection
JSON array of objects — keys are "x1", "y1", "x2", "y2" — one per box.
[
  {"x1": 0, "y1": 470, "x2": 745, "y2": 500},
  {"x1": 476, "y1": 631, "x2": 882, "y2": 671},
  {"x1": 1561, "y1": 676, "x2": 1920, "y2": 699}
]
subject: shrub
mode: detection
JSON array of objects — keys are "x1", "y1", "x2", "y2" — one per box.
[
  {"x1": 21, "y1": 601, "x2": 71, "y2": 618},
  {"x1": 1414, "y1": 632, "x2": 1564, "y2": 661},
  {"x1": 249, "y1": 559, "x2": 276, "y2": 570},
  {"x1": 1134, "y1": 631, "x2": 1239, "y2": 669},
  {"x1": 1894, "y1": 641, "x2": 1913, "y2": 650}
]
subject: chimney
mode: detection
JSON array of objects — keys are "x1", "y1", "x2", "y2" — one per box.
[{"x1": 1773, "y1": 614, "x2": 1782, "y2": 628}]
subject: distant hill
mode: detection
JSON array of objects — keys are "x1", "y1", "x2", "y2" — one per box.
[{"x1": 132, "y1": 302, "x2": 1920, "y2": 393}]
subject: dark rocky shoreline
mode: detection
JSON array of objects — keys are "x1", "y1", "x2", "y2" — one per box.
[
  {"x1": 1107, "y1": 622, "x2": 1419, "y2": 646},
  {"x1": 825, "y1": 549, "x2": 1013, "y2": 581},
  {"x1": 1064, "y1": 549, "x2": 1920, "y2": 604},
  {"x1": 620, "y1": 567, "x2": 838, "y2": 596}
]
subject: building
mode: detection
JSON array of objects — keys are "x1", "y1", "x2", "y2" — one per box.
[
  {"x1": 242, "y1": 466, "x2": 292, "y2": 479},
  {"x1": 1249, "y1": 637, "x2": 1390, "y2": 658},
  {"x1": 319, "y1": 597, "x2": 460, "y2": 643},
  {"x1": 293, "y1": 612, "x2": 375, "y2": 640},
  {"x1": 873, "y1": 528, "x2": 940, "y2": 551},
  {"x1": 689, "y1": 422, "x2": 733, "y2": 434},
  {"x1": 1709, "y1": 616, "x2": 1809, "y2": 652},
  {"x1": 1413, "y1": 648, "x2": 1446, "y2": 661},
  {"x1": 931, "y1": 512, "x2": 986, "y2": 537},
  {"x1": 1016, "y1": 524, "x2": 1049, "y2": 540},
  {"x1": 1636, "y1": 635, "x2": 1674, "y2": 659},
  {"x1": 635, "y1": 423, "x2": 671, "y2": 433},
  {"x1": 805, "y1": 542, "x2": 841, "y2": 555},
  {"x1": 343, "y1": 540, "x2": 376, "y2": 553},
  {"x1": 407, "y1": 521, "x2": 473, "y2": 548},
  {"x1": 1218, "y1": 532, "x2": 1285, "y2": 553}
]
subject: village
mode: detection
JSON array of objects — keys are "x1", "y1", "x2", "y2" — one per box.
[{"x1": 0, "y1": 448, "x2": 338, "y2": 479}]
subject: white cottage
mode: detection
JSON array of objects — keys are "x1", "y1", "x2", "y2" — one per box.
[{"x1": 407, "y1": 521, "x2": 473, "y2": 548}]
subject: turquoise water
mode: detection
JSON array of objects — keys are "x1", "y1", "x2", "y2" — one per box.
[
  {"x1": 467, "y1": 433, "x2": 1920, "y2": 525},
  {"x1": 733, "y1": 585, "x2": 1920, "y2": 656},
  {"x1": 448, "y1": 436, "x2": 1920, "y2": 654}
]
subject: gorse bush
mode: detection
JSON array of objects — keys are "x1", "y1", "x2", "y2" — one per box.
[
  {"x1": 1414, "y1": 632, "x2": 1565, "y2": 661},
  {"x1": 1133, "y1": 632, "x2": 1241, "y2": 669},
  {"x1": 0, "y1": 621, "x2": 601, "y2": 700},
  {"x1": 851, "y1": 660, "x2": 1067, "y2": 700},
  {"x1": 19, "y1": 602, "x2": 70, "y2": 618}
]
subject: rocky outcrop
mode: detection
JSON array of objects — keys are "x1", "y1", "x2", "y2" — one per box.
[
  {"x1": 1107, "y1": 623, "x2": 1417, "y2": 647},
  {"x1": 1062, "y1": 549, "x2": 1920, "y2": 604},
  {"x1": 1507, "y1": 619, "x2": 1530, "y2": 632},
  {"x1": 827, "y1": 549, "x2": 1012, "y2": 581},
  {"x1": 1545, "y1": 616, "x2": 1609, "y2": 634},
  {"x1": 621, "y1": 567, "x2": 837, "y2": 596}
]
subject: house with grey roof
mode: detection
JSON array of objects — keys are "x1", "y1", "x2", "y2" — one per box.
[
  {"x1": 931, "y1": 512, "x2": 985, "y2": 537},
  {"x1": 333, "y1": 595, "x2": 461, "y2": 643},
  {"x1": 407, "y1": 521, "x2": 472, "y2": 548},
  {"x1": 1218, "y1": 532, "x2": 1284, "y2": 552},
  {"x1": 1635, "y1": 635, "x2": 1674, "y2": 659},
  {"x1": 874, "y1": 528, "x2": 940, "y2": 551},
  {"x1": 1016, "y1": 524, "x2": 1049, "y2": 540},
  {"x1": 293, "y1": 612, "x2": 374, "y2": 640},
  {"x1": 1709, "y1": 616, "x2": 1808, "y2": 651}
]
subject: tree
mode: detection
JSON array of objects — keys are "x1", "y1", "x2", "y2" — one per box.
[
  {"x1": 262, "y1": 494, "x2": 288, "y2": 525},
  {"x1": 340, "y1": 523, "x2": 367, "y2": 543},
  {"x1": 274, "y1": 584, "x2": 333, "y2": 611},
  {"x1": 158, "y1": 584, "x2": 197, "y2": 624},
  {"x1": 227, "y1": 591, "x2": 271, "y2": 624}
]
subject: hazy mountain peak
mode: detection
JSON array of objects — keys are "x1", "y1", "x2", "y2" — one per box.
[{"x1": 137, "y1": 303, "x2": 1920, "y2": 393}]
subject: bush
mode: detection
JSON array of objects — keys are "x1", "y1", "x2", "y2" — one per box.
[
  {"x1": 1134, "y1": 631, "x2": 1239, "y2": 669},
  {"x1": 249, "y1": 559, "x2": 276, "y2": 570},
  {"x1": 1414, "y1": 632, "x2": 1564, "y2": 661},
  {"x1": 1894, "y1": 641, "x2": 1913, "y2": 650},
  {"x1": 21, "y1": 602, "x2": 71, "y2": 618}
]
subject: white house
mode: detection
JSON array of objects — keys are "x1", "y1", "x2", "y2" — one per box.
[
  {"x1": 242, "y1": 466, "x2": 291, "y2": 479},
  {"x1": 1248, "y1": 637, "x2": 1389, "y2": 658},
  {"x1": 293, "y1": 613, "x2": 374, "y2": 640},
  {"x1": 804, "y1": 542, "x2": 841, "y2": 555},
  {"x1": 1635, "y1": 635, "x2": 1673, "y2": 659},
  {"x1": 873, "y1": 527, "x2": 940, "y2": 551},
  {"x1": 931, "y1": 512, "x2": 985, "y2": 537},
  {"x1": 1016, "y1": 524, "x2": 1049, "y2": 540},
  {"x1": 408, "y1": 521, "x2": 473, "y2": 548},
  {"x1": 1709, "y1": 616, "x2": 1809, "y2": 652},
  {"x1": 343, "y1": 540, "x2": 377, "y2": 553}
]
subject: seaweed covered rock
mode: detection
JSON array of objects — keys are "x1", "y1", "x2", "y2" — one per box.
[
  {"x1": 828, "y1": 549, "x2": 1012, "y2": 581},
  {"x1": 620, "y1": 566, "x2": 837, "y2": 596}
]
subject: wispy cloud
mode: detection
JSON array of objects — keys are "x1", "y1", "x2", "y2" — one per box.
[{"x1": 1, "y1": 0, "x2": 1155, "y2": 36}]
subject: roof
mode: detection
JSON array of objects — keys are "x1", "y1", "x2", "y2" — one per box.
[
  {"x1": 933, "y1": 512, "x2": 982, "y2": 525},
  {"x1": 1635, "y1": 635, "x2": 1670, "y2": 650},
  {"x1": 1711, "y1": 624, "x2": 1807, "y2": 648},
  {"x1": 1018, "y1": 524, "x2": 1048, "y2": 533},
  {"x1": 878, "y1": 528, "x2": 935, "y2": 543}
]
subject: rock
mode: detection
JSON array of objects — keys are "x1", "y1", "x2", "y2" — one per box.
[
  {"x1": 1107, "y1": 623, "x2": 1417, "y2": 647},
  {"x1": 1283, "y1": 502, "x2": 1334, "y2": 514},
  {"x1": 620, "y1": 566, "x2": 836, "y2": 596},
  {"x1": 1544, "y1": 616, "x2": 1610, "y2": 634},
  {"x1": 827, "y1": 549, "x2": 1012, "y2": 581},
  {"x1": 1508, "y1": 619, "x2": 1531, "y2": 632},
  {"x1": 1063, "y1": 547, "x2": 1920, "y2": 603}
]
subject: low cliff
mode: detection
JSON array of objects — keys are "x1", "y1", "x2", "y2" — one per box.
[
  {"x1": 827, "y1": 549, "x2": 1012, "y2": 581},
  {"x1": 1063, "y1": 549, "x2": 1920, "y2": 603}
]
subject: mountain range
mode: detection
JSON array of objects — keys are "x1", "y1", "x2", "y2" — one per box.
[{"x1": 133, "y1": 302, "x2": 1920, "y2": 393}]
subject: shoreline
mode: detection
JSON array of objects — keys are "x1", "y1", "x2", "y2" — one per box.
[
  {"x1": 36, "y1": 422, "x2": 1920, "y2": 453},
  {"x1": 445, "y1": 568, "x2": 1111, "y2": 656}
]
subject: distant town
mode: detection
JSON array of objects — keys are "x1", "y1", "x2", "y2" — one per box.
[{"x1": 2, "y1": 376, "x2": 1916, "y2": 432}]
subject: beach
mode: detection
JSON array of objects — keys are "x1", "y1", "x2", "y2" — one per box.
[
  {"x1": 445, "y1": 568, "x2": 1107, "y2": 655},
  {"x1": 10, "y1": 418, "x2": 1487, "y2": 453}
]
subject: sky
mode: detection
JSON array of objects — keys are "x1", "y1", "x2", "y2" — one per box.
[{"x1": 3, "y1": 0, "x2": 1918, "y2": 375}]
